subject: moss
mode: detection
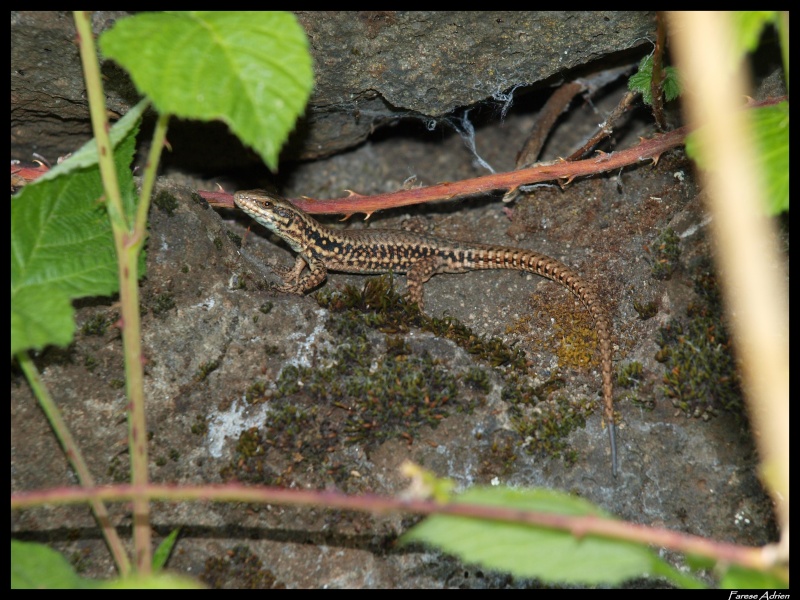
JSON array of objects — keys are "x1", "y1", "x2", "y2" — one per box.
[
  {"x1": 245, "y1": 380, "x2": 268, "y2": 404},
  {"x1": 385, "y1": 335, "x2": 410, "y2": 357},
  {"x1": 315, "y1": 276, "x2": 605, "y2": 467},
  {"x1": 223, "y1": 284, "x2": 493, "y2": 488},
  {"x1": 225, "y1": 230, "x2": 243, "y2": 248},
  {"x1": 201, "y1": 545, "x2": 285, "y2": 589},
  {"x1": 551, "y1": 314, "x2": 599, "y2": 371},
  {"x1": 235, "y1": 427, "x2": 265, "y2": 459},
  {"x1": 633, "y1": 300, "x2": 658, "y2": 320},
  {"x1": 509, "y1": 303, "x2": 600, "y2": 374},
  {"x1": 234, "y1": 272, "x2": 248, "y2": 290},
  {"x1": 275, "y1": 365, "x2": 301, "y2": 396},
  {"x1": 481, "y1": 435, "x2": 519, "y2": 477},
  {"x1": 151, "y1": 293, "x2": 176, "y2": 315},
  {"x1": 616, "y1": 361, "x2": 643, "y2": 388},
  {"x1": 650, "y1": 227, "x2": 681, "y2": 280},
  {"x1": 463, "y1": 367, "x2": 491, "y2": 393},
  {"x1": 153, "y1": 190, "x2": 179, "y2": 216},
  {"x1": 226, "y1": 274, "x2": 611, "y2": 483},
  {"x1": 270, "y1": 333, "x2": 464, "y2": 447},
  {"x1": 191, "y1": 414, "x2": 208, "y2": 436},
  {"x1": 195, "y1": 360, "x2": 220, "y2": 382},
  {"x1": 81, "y1": 314, "x2": 110, "y2": 336},
  {"x1": 500, "y1": 369, "x2": 591, "y2": 462},
  {"x1": 616, "y1": 361, "x2": 652, "y2": 410},
  {"x1": 655, "y1": 264, "x2": 743, "y2": 420},
  {"x1": 508, "y1": 391, "x2": 589, "y2": 461},
  {"x1": 316, "y1": 275, "x2": 528, "y2": 372}
]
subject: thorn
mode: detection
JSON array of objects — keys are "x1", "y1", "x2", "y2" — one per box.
[{"x1": 501, "y1": 186, "x2": 519, "y2": 203}]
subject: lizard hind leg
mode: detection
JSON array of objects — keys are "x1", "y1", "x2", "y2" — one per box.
[{"x1": 405, "y1": 257, "x2": 440, "y2": 312}]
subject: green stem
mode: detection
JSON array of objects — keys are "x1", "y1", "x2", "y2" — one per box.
[
  {"x1": 15, "y1": 351, "x2": 131, "y2": 576},
  {"x1": 73, "y1": 10, "x2": 151, "y2": 573},
  {"x1": 134, "y1": 113, "x2": 170, "y2": 239},
  {"x1": 73, "y1": 11, "x2": 126, "y2": 231}
]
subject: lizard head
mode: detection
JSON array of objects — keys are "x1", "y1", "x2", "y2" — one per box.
[{"x1": 233, "y1": 190, "x2": 315, "y2": 252}]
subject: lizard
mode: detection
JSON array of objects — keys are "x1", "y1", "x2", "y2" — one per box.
[{"x1": 233, "y1": 189, "x2": 618, "y2": 476}]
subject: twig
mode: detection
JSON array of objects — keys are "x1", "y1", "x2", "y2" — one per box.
[
  {"x1": 566, "y1": 90, "x2": 639, "y2": 161},
  {"x1": 650, "y1": 12, "x2": 669, "y2": 131},
  {"x1": 515, "y1": 82, "x2": 584, "y2": 169}
]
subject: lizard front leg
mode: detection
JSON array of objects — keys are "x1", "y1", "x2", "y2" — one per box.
[{"x1": 272, "y1": 254, "x2": 328, "y2": 295}]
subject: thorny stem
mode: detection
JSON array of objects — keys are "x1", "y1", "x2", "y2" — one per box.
[
  {"x1": 11, "y1": 482, "x2": 785, "y2": 579},
  {"x1": 202, "y1": 96, "x2": 783, "y2": 217}
]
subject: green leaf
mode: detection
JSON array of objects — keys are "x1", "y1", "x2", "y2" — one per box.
[
  {"x1": 26, "y1": 99, "x2": 149, "y2": 186},
  {"x1": 100, "y1": 11, "x2": 313, "y2": 171},
  {"x1": 730, "y1": 11, "x2": 777, "y2": 58},
  {"x1": 403, "y1": 486, "x2": 704, "y2": 587},
  {"x1": 628, "y1": 55, "x2": 681, "y2": 105},
  {"x1": 661, "y1": 66, "x2": 681, "y2": 103},
  {"x1": 11, "y1": 122, "x2": 140, "y2": 355},
  {"x1": 11, "y1": 540, "x2": 101, "y2": 589},
  {"x1": 720, "y1": 564, "x2": 788, "y2": 589},
  {"x1": 98, "y1": 573, "x2": 206, "y2": 589},
  {"x1": 11, "y1": 540, "x2": 205, "y2": 589},
  {"x1": 685, "y1": 102, "x2": 788, "y2": 215},
  {"x1": 750, "y1": 102, "x2": 789, "y2": 215},
  {"x1": 152, "y1": 528, "x2": 181, "y2": 571}
]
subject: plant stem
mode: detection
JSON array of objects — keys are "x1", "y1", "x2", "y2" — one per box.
[
  {"x1": 134, "y1": 113, "x2": 170, "y2": 241},
  {"x1": 667, "y1": 10, "x2": 789, "y2": 558},
  {"x1": 15, "y1": 351, "x2": 131, "y2": 576},
  {"x1": 73, "y1": 10, "x2": 152, "y2": 573},
  {"x1": 11, "y1": 482, "x2": 783, "y2": 577}
]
